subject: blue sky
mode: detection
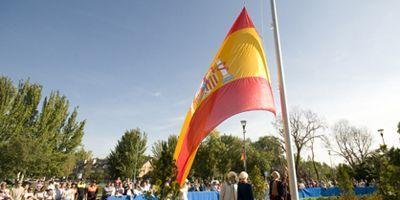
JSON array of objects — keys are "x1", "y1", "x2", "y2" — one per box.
[{"x1": 1, "y1": 0, "x2": 400, "y2": 165}]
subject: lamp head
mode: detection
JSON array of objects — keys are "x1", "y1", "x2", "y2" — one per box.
[
  {"x1": 378, "y1": 129, "x2": 384, "y2": 136},
  {"x1": 240, "y1": 120, "x2": 247, "y2": 129}
]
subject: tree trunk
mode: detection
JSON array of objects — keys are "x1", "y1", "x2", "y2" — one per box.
[{"x1": 311, "y1": 140, "x2": 320, "y2": 180}]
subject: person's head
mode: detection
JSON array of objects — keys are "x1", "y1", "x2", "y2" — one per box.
[
  {"x1": 71, "y1": 183, "x2": 77, "y2": 189},
  {"x1": 27, "y1": 187, "x2": 33, "y2": 193},
  {"x1": 1, "y1": 182, "x2": 6, "y2": 189},
  {"x1": 90, "y1": 181, "x2": 96, "y2": 187},
  {"x1": 271, "y1": 171, "x2": 280, "y2": 180},
  {"x1": 238, "y1": 171, "x2": 249, "y2": 183},
  {"x1": 227, "y1": 171, "x2": 238, "y2": 184},
  {"x1": 15, "y1": 181, "x2": 22, "y2": 187}
]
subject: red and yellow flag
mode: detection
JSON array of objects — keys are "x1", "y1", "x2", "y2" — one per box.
[{"x1": 173, "y1": 7, "x2": 276, "y2": 186}]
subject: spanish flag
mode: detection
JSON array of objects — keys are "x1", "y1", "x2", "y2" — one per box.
[{"x1": 174, "y1": 7, "x2": 276, "y2": 186}]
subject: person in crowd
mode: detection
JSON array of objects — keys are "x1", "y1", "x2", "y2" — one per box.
[
  {"x1": 114, "y1": 183, "x2": 124, "y2": 196},
  {"x1": 359, "y1": 179, "x2": 366, "y2": 188},
  {"x1": 124, "y1": 182, "x2": 134, "y2": 198},
  {"x1": 178, "y1": 180, "x2": 189, "y2": 200},
  {"x1": 0, "y1": 189, "x2": 13, "y2": 200},
  {"x1": 265, "y1": 181, "x2": 270, "y2": 200},
  {"x1": 102, "y1": 182, "x2": 114, "y2": 200},
  {"x1": 64, "y1": 183, "x2": 75, "y2": 200},
  {"x1": 132, "y1": 183, "x2": 142, "y2": 196},
  {"x1": 47, "y1": 182, "x2": 55, "y2": 192},
  {"x1": 76, "y1": 180, "x2": 86, "y2": 200},
  {"x1": 35, "y1": 185, "x2": 47, "y2": 200},
  {"x1": 298, "y1": 180, "x2": 306, "y2": 190},
  {"x1": 54, "y1": 184, "x2": 62, "y2": 200},
  {"x1": 86, "y1": 181, "x2": 97, "y2": 200},
  {"x1": 23, "y1": 188, "x2": 34, "y2": 200},
  {"x1": 282, "y1": 173, "x2": 290, "y2": 200},
  {"x1": 35, "y1": 181, "x2": 44, "y2": 193},
  {"x1": 220, "y1": 171, "x2": 238, "y2": 200},
  {"x1": 237, "y1": 171, "x2": 254, "y2": 200},
  {"x1": 44, "y1": 188, "x2": 55, "y2": 200},
  {"x1": 269, "y1": 171, "x2": 284, "y2": 200},
  {"x1": 0, "y1": 182, "x2": 11, "y2": 199},
  {"x1": 11, "y1": 181, "x2": 24, "y2": 200},
  {"x1": 114, "y1": 178, "x2": 121, "y2": 186}
]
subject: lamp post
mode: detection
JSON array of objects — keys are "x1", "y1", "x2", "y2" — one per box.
[
  {"x1": 378, "y1": 129, "x2": 385, "y2": 146},
  {"x1": 241, "y1": 120, "x2": 247, "y2": 172},
  {"x1": 328, "y1": 150, "x2": 334, "y2": 178}
]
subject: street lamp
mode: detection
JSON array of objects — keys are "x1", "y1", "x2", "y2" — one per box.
[
  {"x1": 241, "y1": 120, "x2": 247, "y2": 172},
  {"x1": 378, "y1": 129, "x2": 385, "y2": 146},
  {"x1": 328, "y1": 150, "x2": 334, "y2": 178}
]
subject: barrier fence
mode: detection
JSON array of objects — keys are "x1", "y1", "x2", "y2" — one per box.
[{"x1": 106, "y1": 187, "x2": 376, "y2": 200}]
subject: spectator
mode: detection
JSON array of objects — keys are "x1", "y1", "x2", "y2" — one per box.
[
  {"x1": 76, "y1": 180, "x2": 86, "y2": 200},
  {"x1": 23, "y1": 188, "x2": 34, "y2": 200},
  {"x1": 220, "y1": 171, "x2": 238, "y2": 200},
  {"x1": 11, "y1": 181, "x2": 24, "y2": 200},
  {"x1": 237, "y1": 171, "x2": 254, "y2": 200},
  {"x1": 64, "y1": 183, "x2": 76, "y2": 200},
  {"x1": 102, "y1": 182, "x2": 115, "y2": 200},
  {"x1": 86, "y1": 182, "x2": 97, "y2": 200},
  {"x1": 35, "y1": 185, "x2": 46, "y2": 200},
  {"x1": 178, "y1": 180, "x2": 189, "y2": 200},
  {"x1": 269, "y1": 171, "x2": 284, "y2": 200}
]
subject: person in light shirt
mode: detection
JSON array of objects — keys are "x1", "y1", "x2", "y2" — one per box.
[{"x1": 220, "y1": 171, "x2": 238, "y2": 200}]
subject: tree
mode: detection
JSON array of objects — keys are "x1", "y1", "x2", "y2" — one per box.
[
  {"x1": 336, "y1": 164, "x2": 354, "y2": 196},
  {"x1": 149, "y1": 139, "x2": 179, "y2": 200},
  {"x1": 107, "y1": 128, "x2": 147, "y2": 179},
  {"x1": 252, "y1": 136, "x2": 285, "y2": 173},
  {"x1": 151, "y1": 135, "x2": 177, "y2": 161},
  {"x1": 249, "y1": 165, "x2": 266, "y2": 200},
  {"x1": 0, "y1": 77, "x2": 85, "y2": 178},
  {"x1": 192, "y1": 131, "x2": 225, "y2": 179},
  {"x1": 329, "y1": 120, "x2": 373, "y2": 168},
  {"x1": 273, "y1": 107, "x2": 326, "y2": 177},
  {"x1": 397, "y1": 122, "x2": 400, "y2": 142}
]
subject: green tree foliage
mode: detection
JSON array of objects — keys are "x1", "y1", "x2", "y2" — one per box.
[
  {"x1": 337, "y1": 164, "x2": 354, "y2": 196},
  {"x1": 250, "y1": 165, "x2": 266, "y2": 200},
  {"x1": 377, "y1": 147, "x2": 400, "y2": 199},
  {"x1": 107, "y1": 128, "x2": 147, "y2": 179},
  {"x1": 174, "y1": 131, "x2": 285, "y2": 180},
  {"x1": 192, "y1": 131, "x2": 225, "y2": 179},
  {"x1": 299, "y1": 159, "x2": 335, "y2": 181},
  {"x1": 151, "y1": 135, "x2": 177, "y2": 161},
  {"x1": 149, "y1": 139, "x2": 180, "y2": 199},
  {"x1": 0, "y1": 77, "x2": 85, "y2": 178}
]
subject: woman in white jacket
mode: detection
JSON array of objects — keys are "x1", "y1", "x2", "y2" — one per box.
[{"x1": 220, "y1": 171, "x2": 238, "y2": 200}]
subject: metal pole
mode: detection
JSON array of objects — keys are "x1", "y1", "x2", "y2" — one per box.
[
  {"x1": 243, "y1": 126, "x2": 247, "y2": 172},
  {"x1": 328, "y1": 150, "x2": 334, "y2": 178},
  {"x1": 378, "y1": 129, "x2": 385, "y2": 146},
  {"x1": 269, "y1": 0, "x2": 299, "y2": 199}
]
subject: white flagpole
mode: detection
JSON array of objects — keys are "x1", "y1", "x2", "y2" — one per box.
[{"x1": 269, "y1": 0, "x2": 300, "y2": 199}]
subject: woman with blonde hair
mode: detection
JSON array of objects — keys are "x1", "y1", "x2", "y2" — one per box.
[
  {"x1": 220, "y1": 171, "x2": 238, "y2": 200},
  {"x1": 237, "y1": 171, "x2": 254, "y2": 200},
  {"x1": 269, "y1": 171, "x2": 284, "y2": 200}
]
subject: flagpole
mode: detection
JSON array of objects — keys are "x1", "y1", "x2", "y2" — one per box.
[{"x1": 269, "y1": 0, "x2": 299, "y2": 199}]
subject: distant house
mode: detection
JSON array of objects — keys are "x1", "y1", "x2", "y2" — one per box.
[{"x1": 138, "y1": 160, "x2": 153, "y2": 178}]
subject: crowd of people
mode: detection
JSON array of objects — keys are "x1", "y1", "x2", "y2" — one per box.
[
  {"x1": 0, "y1": 179, "x2": 100, "y2": 200},
  {"x1": 0, "y1": 174, "x2": 376, "y2": 200}
]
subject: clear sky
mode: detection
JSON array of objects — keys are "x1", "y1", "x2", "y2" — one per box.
[{"x1": 1, "y1": 0, "x2": 400, "y2": 166}]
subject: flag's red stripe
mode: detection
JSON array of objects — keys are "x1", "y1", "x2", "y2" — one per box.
[
  {"x1": 226, "y1": 7, "x2": 255, "y2": 37},
  {"x1": 176, "y1": 76, "x2": 276, "y2": 182}
]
